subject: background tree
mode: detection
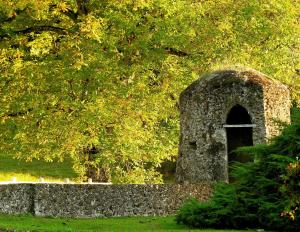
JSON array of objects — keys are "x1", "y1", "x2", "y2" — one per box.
[{"x1": 0, "y1": 0, "x2": 300, "y2": 182}]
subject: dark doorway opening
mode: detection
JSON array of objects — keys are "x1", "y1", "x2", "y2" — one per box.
[
  {"x1": 226, "y1": 127, "x2": 253, "y2": 162},
  {"x1": 226, "y1": 104, "x2": 252, "y2": 124},
  {"x1": 225, "y1": 105, "x2": 254, "y2": 182}
]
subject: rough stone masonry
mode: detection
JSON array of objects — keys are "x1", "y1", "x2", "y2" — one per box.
[
  {"x1": 0, "y1": 183, "x2": 212, "y2": 217},
  {"x1": 176, "y1": 68, "x2": 290, "y2": 183}
]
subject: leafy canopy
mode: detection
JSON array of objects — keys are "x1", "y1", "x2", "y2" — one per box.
[{"x1": 0, "y1": 0, "x2": 300, "y2": 182}]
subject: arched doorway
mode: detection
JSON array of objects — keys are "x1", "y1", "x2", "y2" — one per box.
[{"x1": 224, "y1": 105, "x2": 254, "y2": 181}]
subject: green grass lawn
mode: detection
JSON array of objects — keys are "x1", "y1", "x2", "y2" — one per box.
[
  {"x1": 0, "y1": 153, "x2": 77, "y2": 182},
  {"x1": 0, "y1": 214, "x2": 253, "y2": 232}
]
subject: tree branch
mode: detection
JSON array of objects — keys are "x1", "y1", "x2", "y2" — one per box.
[
  {"x1": 16, "y1": 26, "x2": 68, "y2": 35},
  {"x1": 76, "y1": 0, "x2": 89, "y2": 16},
  {"x1": 164, "y1": 47, "x2": 189, "y2": 57},
  {"x1": 0, "y1": 26, "x2": 68, "y2": 39},
  {"x1": 1, "y1": 108, "x2": 33, "y2": 119}
]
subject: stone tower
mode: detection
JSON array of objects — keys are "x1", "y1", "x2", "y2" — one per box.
[{"x1": 175, "y1": 68, "x2": 290, "y2": 183}]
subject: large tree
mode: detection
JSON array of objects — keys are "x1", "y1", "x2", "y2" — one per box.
[{"x1": 0, "y1": 0, "x2": 299, "y2": 183}]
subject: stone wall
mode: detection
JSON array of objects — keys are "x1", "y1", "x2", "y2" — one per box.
[
  {"x1": 0, "y1": 183, "x2": 212, "y2": 218},
  {"x1": 0, "y1": 184, "x2": 33, "y2": 214},
  {"x1": 263, "y1": 80, "x2": 291, "y2": 139}
]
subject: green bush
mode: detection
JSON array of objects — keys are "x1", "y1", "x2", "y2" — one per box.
[{"x1": 176, "y1": 109, "x2": 300, "y2": 231}]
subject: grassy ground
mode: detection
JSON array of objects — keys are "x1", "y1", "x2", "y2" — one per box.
[
  {"x1": 0, "y1": 153, "x2": 77, "y2": 182},
  {"x1": 0, "y1": 214, "x2": 253, "y2": 232}
]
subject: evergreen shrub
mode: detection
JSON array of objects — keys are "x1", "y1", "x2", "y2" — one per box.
[{"x1": 176, "y1": 109, "x2": 300, "y2": 231}]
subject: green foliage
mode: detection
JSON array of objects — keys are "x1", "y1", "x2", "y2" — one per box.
[
  {"x1": 1, "y1": 0, "x2": 300, "y2": 182},
  {"x1": 176, "y1": 109, "x2": 300, "y2": 231}
]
